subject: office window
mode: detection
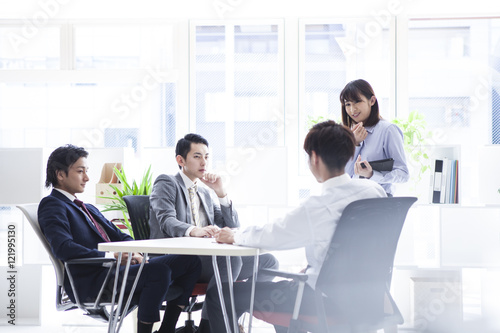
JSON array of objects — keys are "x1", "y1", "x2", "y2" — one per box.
[
  {"x1": 192, "y1": 23, "x2": 283, "y2": 167},
  {"x1": 489, "y1": 20, "x2": 500, "y2": 144},
  {"x1": 301, "y1": 24, "x2": 346, "y2": 127},
  {"x1": 298, "y1": 20, "x2": 392, "y2": 179},
  {"x1": 0, "y1": 22, "x2": 178, "y2": 150},
  {"x1": 0, "y1": 82, "x2": 167, "y2": 150},
  {"x1": 408, "y1": 18, "x2": 500, "y2": 145},
  {"x1": 0, "y1": 26, "x2": 60, "y2": 69},
  {"x1": 74, "y1": 25, "x2": 175, "y2": 70}
]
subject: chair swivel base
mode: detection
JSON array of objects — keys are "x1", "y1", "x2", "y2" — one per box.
[{"x1": 175, "y1": 319, "x2": 198, "y2": 333}]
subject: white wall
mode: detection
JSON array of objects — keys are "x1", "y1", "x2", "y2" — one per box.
[{"x1": 0, "y1": 149, "x2": 44, "y2": 205}]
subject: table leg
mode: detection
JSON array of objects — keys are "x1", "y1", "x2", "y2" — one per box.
[
  {"x1": 108, "y1": 252, "x2": 122, "y2": 333},
  {"x1": 107, "y1": 251, "x2": 147, "y2": 333},
  {"x1": 117, "y1": 253, "x2": 147, "y2": 332},
  {"x1": 111, "y1": 252, "x2": 132, "y2": 332},
  {"x1": 212, "y1": 255, "x2": 233, "y2": 333},
  {"x1": 225, "y1": 256, "x2": 239, "y2": 333},
  {"x1": 247, "y1": 253, "x2": 259, "y2": 333}
]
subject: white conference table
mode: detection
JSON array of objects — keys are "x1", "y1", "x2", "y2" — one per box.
[{"x1": 98, "y1": 237, "x2": 260, "y2": 333}]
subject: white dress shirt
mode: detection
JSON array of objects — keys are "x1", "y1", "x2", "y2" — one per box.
[{"x1": 233, "y1": 173, "x2": 386, "y2": 288}]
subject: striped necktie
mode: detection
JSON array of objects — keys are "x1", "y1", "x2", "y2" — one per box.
[{"x1": 187, "y1": 184, "x2": 200, "y2": 227}]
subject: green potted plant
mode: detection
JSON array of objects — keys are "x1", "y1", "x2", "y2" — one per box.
[
  {"x1": 391, "y1": 110, "x2": 432, "y2": 184},
  {"x1": 99, "y1": 165, "x2": 153, "y2": 238}
]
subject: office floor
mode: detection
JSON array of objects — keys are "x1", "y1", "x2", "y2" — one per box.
[
  {"x1": 3, "y1": 265, "x2": 277, "y2": 333},
  {"x1": 5, "y1": 266, "x2": 500, "y2": 333},
  {"x1": 4, "y1": 311, "x2": 277, "y2": 333}
]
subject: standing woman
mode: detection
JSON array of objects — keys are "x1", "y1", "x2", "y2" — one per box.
[{"x1": 340, "y1": 79, "x2": 409, "y2": 196}]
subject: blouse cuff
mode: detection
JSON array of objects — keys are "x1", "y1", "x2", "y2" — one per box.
[{"x1": 369, "y1": 170, "x2": 384, "y2": 182}]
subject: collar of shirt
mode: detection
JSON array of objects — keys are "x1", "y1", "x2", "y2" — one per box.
[
  {"x1": 365, "y1": 124, "x2": 375, "y2": 134},
  {"x1": 179, "y1": 170, "x2": 198, "y2": 190},
  {"x1": 321, "y1": 173, "x2": 351, "y2": 195},
  {"x1": 356, "y1": 124, "x2": 375, "y2": 149},
  {"x1": 54, "y1": 188, "x2": 77, "y2": 202}
]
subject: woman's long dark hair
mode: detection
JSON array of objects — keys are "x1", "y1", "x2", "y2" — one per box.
[{"x1": 339, "y1": 79, "x2": 381, "y2": 128}]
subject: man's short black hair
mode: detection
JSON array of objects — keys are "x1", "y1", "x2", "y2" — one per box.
[
  {"x1": 175, "y1": 133, "x2": 209, "y2": 169},
  {"x1": 303, "y1": 120, "x2": 355, "y2": 172},
  {"x1": 45, "y1": 144, "x2": 88, "y2": 188}
]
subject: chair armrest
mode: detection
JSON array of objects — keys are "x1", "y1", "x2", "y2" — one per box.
[
  {"x1": 64, "y1": 257, "x2": 119, "y2": 308},
  {"x1": 259, "y1": 268, "x2": 308, "y2": 282},
  {"x1": 66, "y1": 257, "x2": 117, "y2": 267},
  {"x1": 261, "y1": 268, "x2": 309, "y2": 321}
]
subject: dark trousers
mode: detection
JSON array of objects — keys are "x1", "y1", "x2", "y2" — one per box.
[
  {"x1": 206, "y1": 280, "x2": 317, "y2": 332},
  {"x1": 112, "y1": 254, "x2": 201, "y2": 323},
  {"x1": 198, "y1": 253, "x2": 279, "y2": 319}
]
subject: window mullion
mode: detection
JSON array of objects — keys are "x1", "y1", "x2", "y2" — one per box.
[
  {"x1": 395, "y1": 15, "x2": 409, "y2": 119},
  {"x1": 60, "y1": 23, "x2": 74, "y2": 70},
  {"x1": 225, "y1": 24, "x2": 235, "y2": 147}
]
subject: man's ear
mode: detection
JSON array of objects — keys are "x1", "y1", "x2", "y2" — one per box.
[
  {"x1": 175, "y1": 155, "x2": 185, "y2": 167},
  {"x1": 56, "y1": 169, "x2": 64, "y2": 182},
  {"x1": 310, "y1": 151, "x2": 319, "y2": 165}
]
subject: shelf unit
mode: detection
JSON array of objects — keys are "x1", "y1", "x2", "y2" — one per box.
[{"x1": 427, "y1": 145, "x2": 461, "y2": 205}]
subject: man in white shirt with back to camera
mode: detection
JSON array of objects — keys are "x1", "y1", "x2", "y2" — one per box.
[{"x1": 208, "y1": 120, "x2": 387, "y2": 332}]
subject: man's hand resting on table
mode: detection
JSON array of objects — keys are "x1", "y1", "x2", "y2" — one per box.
[
  {"x1": 214, "y1": 227, "x2": 235, "y2": 244},
  {"x1": 189, "y1": 225, "x2": 220, "y2": 238}
]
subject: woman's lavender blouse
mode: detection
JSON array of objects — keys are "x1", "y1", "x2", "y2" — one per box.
[{"x1": 345, "y1": 119, "x2": 409, "y2": 195}]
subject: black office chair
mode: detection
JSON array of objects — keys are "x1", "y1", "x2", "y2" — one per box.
[
  {"x1": 123, "y1": 195, "x2": 208, "y2": 333},
  {"x1": 16, "y1": 204, "x2": 138, "y2": 324},
  {"x1": 253, "y1": 196, "x2": 418, "y2": 333}
]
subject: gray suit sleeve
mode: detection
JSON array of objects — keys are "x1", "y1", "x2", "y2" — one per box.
[
  {"x1": 213, "y1": 197, "x2": 240, "y2": 229},
  {"x1": 150, "y1": 175, "x2": 192, "y2": 238}
]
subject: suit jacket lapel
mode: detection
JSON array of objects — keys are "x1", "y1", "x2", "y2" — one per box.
[
  {"x1": 197, "y1": 188, "x2": 213, "y2": 225},
  {"x1": 175, "y1": 173, "x2": 195, "y2": 225},
  {"x1": 51, "y1": 190, "x2": 104, "y2": 238},
  {"x1": 174, "y1": 172, "x2": 215, "y2": 226}
]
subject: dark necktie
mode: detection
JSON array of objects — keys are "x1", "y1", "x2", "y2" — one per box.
[{"x1": 74, "y1": 199, "x2": 110, "y2": 242}]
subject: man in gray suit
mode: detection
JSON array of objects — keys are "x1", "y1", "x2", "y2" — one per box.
[{"x1": 149, "y1": 133, "x2": 278, "y2": 332}]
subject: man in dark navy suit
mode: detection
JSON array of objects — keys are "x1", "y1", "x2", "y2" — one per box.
[{"x1": 38, "y1": 144, "x2": 201, "y2": 333}]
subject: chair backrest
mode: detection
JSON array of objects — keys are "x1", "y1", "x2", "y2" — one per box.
[
  {"x1": 316, "y1": 196, "x2": 417, "y2": 328},
  {"x1": 123, "y1": 195, "x2": 151, "y2": 240},
  {"x1": 16, "y1": 203, "x2": 75, "y2": 311}
]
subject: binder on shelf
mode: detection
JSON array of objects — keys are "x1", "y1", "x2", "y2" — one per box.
[
  {"x1": 430, "y1": 158, "x2": 459, "y2": 204},
  {"x1": 432, "y1": 159, "x2": 443, "y2": 204},
  {"x1": 453, "y1": 160, "x2": 459, "y2": 204},
  {"x1": 440, "y1": 159, "x2": 449, "y2": 204}
]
